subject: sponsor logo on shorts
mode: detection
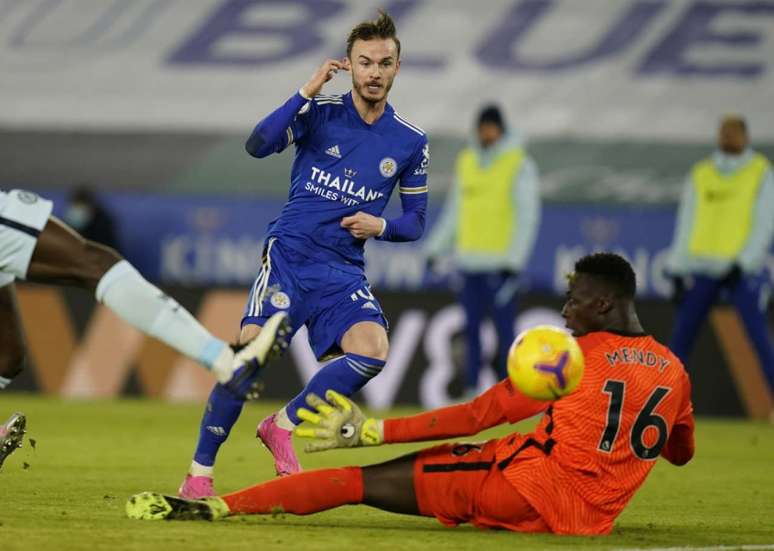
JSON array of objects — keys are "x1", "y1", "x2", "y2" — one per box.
[
  {"x1": 270, "y1": 291, "x2": 291, "y2": 310},
  {"x1": 16, "y1": 191, "x2": 39, "y2": 204},
  {"x1": 379, "y1": 157, "x2": 397, "y2": 178},
  {"x1": 350, "y1": 287, "x2": 375, "y2": 302}
]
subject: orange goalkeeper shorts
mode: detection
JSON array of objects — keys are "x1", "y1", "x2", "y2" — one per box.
[{"x1": 413, "y1": 440, "x2": 550, "y2": 532}]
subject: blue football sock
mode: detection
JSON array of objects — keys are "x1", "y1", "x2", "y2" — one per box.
[
  {"x1": 286, "y1": 353, "x2": 386, "y2": 425},
  {"x1": 192, "y1": 383, "x2": 245, "y2": 467}
]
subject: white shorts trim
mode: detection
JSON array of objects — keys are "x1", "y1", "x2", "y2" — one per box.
[
  {"x1": 0, "y1": 189, "x2": 54, "y2": 280},
  {"x1": 249, "y1": 238, "x2": 276, "y2": 317}
]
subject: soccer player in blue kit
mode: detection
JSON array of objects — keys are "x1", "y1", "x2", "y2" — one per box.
[{"x1": 179, "y1": 11, "x2": 429, "y2": 498}]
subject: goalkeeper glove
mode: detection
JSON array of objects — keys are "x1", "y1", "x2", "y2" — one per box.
[{"x1": 294, "y1": 390, "x2": 383, "y2": 453}]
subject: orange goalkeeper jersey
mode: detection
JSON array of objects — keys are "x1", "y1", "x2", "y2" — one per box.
[
  {"x1": 385, "y1": 330, "x2": 695, "y2": 535},
  {"x1": 494, "y1": 331, "x2": 694, "y2": 534}
]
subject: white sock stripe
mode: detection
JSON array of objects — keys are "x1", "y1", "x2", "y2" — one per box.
[
  {"x1": 346, "y1": 360, "x2": 374, "y2": 378},
  {"x1": 348, "y1": 358, "x2": 383, "y2": 373},
  {"x1": 346, "y1": 359, "x2": 382, "y2": 376}
]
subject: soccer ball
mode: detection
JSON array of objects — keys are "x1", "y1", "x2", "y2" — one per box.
[{"x1": 507, "y1": 325, "x2": 584, "y2": 401}]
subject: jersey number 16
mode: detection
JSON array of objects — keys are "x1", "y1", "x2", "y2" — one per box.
[{"x1": 598, "y1": 380, "x2": 671, "y2": 460}]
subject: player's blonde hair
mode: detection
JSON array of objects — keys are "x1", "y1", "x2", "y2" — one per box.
[{"x1": 346, "y1": 10, "x2": 400, "y2": 59}]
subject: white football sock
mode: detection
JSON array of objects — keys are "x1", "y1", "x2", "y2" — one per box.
[
  {"x1": 0, "y1": 376, "x2": 11, "y2": 389},
  {"x1": 95, "y1": 261, "x2": 229, "y2": 373},
  {"x1": 189, "y1": 461, "x2": 214, "y2": 478},
  {"x1": 275, "y1": 407, "x2": 297, "y2": 430}
]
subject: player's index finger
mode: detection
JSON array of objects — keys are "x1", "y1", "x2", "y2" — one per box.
[
  {"x1": 327, "y1": 390, "x2": 353, "y2": 413},
  {"x1": 297, "y1": 407, "x2": 322, "y2": 425},
  {"x1": 294, "y1": 426, "x2": 317, "y2": 439}
]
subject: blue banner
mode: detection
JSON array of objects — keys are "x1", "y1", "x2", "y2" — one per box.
[{"x1": 44, "y1": 190, "x2": 771, "y2": 298}]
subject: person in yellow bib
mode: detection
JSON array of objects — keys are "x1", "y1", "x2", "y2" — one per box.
[
  {"x1": 424, "y1": 105, "x2": 540, "y2": 398},
  {"x1": 666, "y1": 115, "x2": 774, "y2": 394}
]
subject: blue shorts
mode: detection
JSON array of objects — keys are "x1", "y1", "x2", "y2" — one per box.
[{"x1": 242, "y1": 238, "x2": 388, "y2": 360}]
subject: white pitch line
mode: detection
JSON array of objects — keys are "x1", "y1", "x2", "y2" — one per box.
[{"x1": 616, "y1": 545, "x2": 774, "y2": 551}]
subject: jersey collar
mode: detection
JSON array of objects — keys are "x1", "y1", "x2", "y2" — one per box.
[
  {"x1": 600, "y1": 329, "x2": 649, "y2": 338},
  {"x1": 344, "y1": 91, "x2": 394, "y2": 129}
]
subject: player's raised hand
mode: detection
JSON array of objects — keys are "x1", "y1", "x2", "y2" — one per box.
[
  {"x1": 300, "y1": 58, "x2": 349, "y2": 99},
  {"x1": 340, "y1": 211, "x2": 386, "y2": 239},
  {"x1": 294, "y1": 390, "x2": 383, "y2": 453}
]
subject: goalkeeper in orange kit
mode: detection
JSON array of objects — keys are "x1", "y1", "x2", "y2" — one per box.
[{"x1": 127, "y1": 253, "x2": 695, "y2": 536}]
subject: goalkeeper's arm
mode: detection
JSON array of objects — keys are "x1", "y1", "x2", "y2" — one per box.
[
  {"x1": 296, "y1": 379, "x2": 548, "y2": 451},
  {"x1": 384, "y1": 378, "x2": 547, "y2": 444}
]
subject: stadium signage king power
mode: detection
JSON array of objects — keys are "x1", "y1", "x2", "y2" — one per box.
[
  {"x1": 48, "y1": 191, "x2": 774, "y2": 299},
  {"x1": 12, "y1": 286, "x2": 772, "y2": 419}
]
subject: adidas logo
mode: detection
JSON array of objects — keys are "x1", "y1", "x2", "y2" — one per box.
[
  {"x1": 206, "y1": 425, "x2": 227, "y2": 437},
  {"x1": 325, "y1": 145, "x2": 341, "y2": 158},
  {"x1": 361, "y1": 301, "x2": 378, "y2": 311}
]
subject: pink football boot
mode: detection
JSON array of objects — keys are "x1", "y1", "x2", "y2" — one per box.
[
  {"x1": 178, "y1": 474, "x2": 215, "y2": 499},
  {"x1": 256, "y1": 414, "x2": 301, "y2": 477}
]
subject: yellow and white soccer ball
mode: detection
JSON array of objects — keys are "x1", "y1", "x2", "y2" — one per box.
[{"x1": 507, "y1": 325, "x2": 585, "y2": 401}]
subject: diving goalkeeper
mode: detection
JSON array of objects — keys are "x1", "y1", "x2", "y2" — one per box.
[{"x1": 127, "y1": 253, "x2": 695, "y2": 535}]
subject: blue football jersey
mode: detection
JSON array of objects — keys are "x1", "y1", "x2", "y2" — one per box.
[{"x1": 265, "y1": 91, "x2": 429, "y2": 272}]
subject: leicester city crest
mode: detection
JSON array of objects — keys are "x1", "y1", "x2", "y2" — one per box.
[
  {"x1": 379, "y1": 157, "x2": 397, "y2": 178},
  {"x1": 270, "y1": 291, "x2": 291, "y2": 310}
]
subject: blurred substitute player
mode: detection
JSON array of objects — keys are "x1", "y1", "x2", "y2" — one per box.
[
  {"x1": 129, "y1": 253, "x2": 696, "y2": 536},
  {"x1": 179, "y1": 11, "x2": 429, "y2": 497},
  {"x1": 0, "y1": 189, "x2": 289, "y2": 406},
  {"x1": 425, "y1": 105, "x2": 540, "y2": 397},
  {"x1": 665, "y1": 115, "x2": 774, "y2": 394}
]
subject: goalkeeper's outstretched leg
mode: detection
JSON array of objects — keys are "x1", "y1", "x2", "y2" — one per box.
[
  {"x1": 127, "y1": 442, "x2": 542, "y2": 532},
  {"x1": 127, "y1": 453, "x2": 420, "y2": 522}
]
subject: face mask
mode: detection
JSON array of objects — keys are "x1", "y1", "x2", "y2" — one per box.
[{"x1": 64, "y1": 204, "x2": 92, "y2": 230}]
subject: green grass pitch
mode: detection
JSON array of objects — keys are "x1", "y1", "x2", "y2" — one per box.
[{"x1": 1, "y1": 393, "x2": 773, "y2": 551}]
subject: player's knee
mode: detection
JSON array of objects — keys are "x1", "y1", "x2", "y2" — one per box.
[
  {"x1": 341, "y1": 322, "x2": 390, "y2": 360},
  {"x1": 347, "y1": 335, "x2": 389, "y2": 362}
]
